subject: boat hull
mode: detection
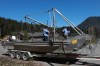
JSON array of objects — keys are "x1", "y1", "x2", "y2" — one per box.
[{"x1": 14, "y1": 41, "x2": 68, "y2": 53}]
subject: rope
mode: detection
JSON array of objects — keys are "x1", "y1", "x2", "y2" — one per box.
[
  {"x1": 25, "y1": 17, "x2": 40, "y2": 32},
  {"x1": 31, "y1": 22, "x2": 40, "y2": 32},
  {"x1": 48, "y1": 11, "x2": 52, "y2": 27},
  {"x1": 60, "y1": 42, "x2": 65, "y2": 54},
  {"x1": 27, "y1": 9, "x2": 52, "y2": 17}
]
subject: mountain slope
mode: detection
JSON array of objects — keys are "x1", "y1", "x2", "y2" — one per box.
[
  {"x1": 78, "y1": 16, "x2": 100, "y2": 30},
  {"x1": 78, "y1": 16, "x2": 100, "y2": 36}
]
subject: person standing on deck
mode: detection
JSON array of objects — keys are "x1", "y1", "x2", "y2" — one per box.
[
  {"x1": 43, "y1": 27, "x2": 49, "y2": 41},
  {"x1": 62, "y1": 27, "x2": 70, "y2": 39}
]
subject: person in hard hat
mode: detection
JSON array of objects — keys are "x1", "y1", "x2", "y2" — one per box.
[
  {"x1": 43, "y1": 27, "x2": 49, "y2": 41},
  {"x1": 62, "y1": 27, "x2": 70, "y2": 39}
]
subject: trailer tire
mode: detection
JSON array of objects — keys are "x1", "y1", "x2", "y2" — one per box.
[
  {"x1": 68, "y1": 59, "x2": 78, "y2": 64},
  {"x1": 6, "y1": 51, "x2": 11, "y2": 56},
  {"x1": 16, "y1": 52, "x2": 22, "y2": 60},
  {"x1": 69, "y1": 61, "x2": 76, "y2": 64},
  {"x1": 10, "y1": 52, "x2": 16, "y2": 59},
  {"x1": 22, "y1": 52, "x2": 29, "y2": 61}
]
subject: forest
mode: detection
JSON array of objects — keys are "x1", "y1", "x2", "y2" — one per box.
[{"x1": 0, "y1": 17, "x2": 47, "y2": 37}]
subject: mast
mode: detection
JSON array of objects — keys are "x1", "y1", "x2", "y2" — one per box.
[{"x1": 52, "y1": 8, "x2": 56, "y2": 41}]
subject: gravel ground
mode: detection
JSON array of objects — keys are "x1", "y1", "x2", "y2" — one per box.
[
  {"x1": 0, "y1": 56, "x2": 49, "y2": 66},
  {"x1": 0, "y1": 41, "x2": 7, "y2": 56}
]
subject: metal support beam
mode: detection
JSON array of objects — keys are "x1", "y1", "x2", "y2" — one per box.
[
  {"x1": 54, "y1": 9, "x2": 85, "y2": 35},
  {"x1": 24, "y1": 15, "x2": 50, "y2": 27},
  {"x1": 52, "y1": 8, "x2": 56, "y2": 41}
]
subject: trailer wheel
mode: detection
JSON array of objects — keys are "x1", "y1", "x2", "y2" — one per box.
[
  {"x1": 22, "y1": 52, "x2": 29, "y2": 61},
  {"x1": 6, "y1": 51, "x2": 11, "y2": 56},
  {"x1": 16, "y1": 52, "x2": 22, "y2": 60},
  {"x1": 10, "y1": 52, "x2": 16, "y2": 59},
  {"x1": 67, "y1": 59, "x2": 78, "y2": 64},
  {"x1": 68, "y1": 61, "x2": 76, "y2": 64}
]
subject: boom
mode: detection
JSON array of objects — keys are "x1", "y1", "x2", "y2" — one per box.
[{"x1": 24, "y1": 15, "x2": 50, "y2": 27}]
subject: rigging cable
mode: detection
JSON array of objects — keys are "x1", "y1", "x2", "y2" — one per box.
[
  {"x1": 54, "y1": 9, "x2": 84, "y2": 35},
  {"x1": 27, "y1": 9, "x2": 52, "y2": 16},
  {"x1": 48, "y1": 11, "x2": 52, "y2": 27}
]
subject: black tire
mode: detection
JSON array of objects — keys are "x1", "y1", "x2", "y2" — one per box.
[
  {"x1": 6, "y1": 51, "x2": 11, "y2": 56},
  {"x1": 16, "y1": 52, "x2": 22, "y2": 60},
  {"x1": 68, "y1": 61, "x2": 76, "y2": 64},
  {"x1": 10, "y1": 51, "x2": 16, "y2": 59},
  {"x1": 67, "y1": 59, "x2": 78, "y2": 64},
  {"x1": 22, "y1": 52, "x2": 30, "y2": 61},
  {"x1": 82, "y1": 62, "x2": 88, "y2": 65}
]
